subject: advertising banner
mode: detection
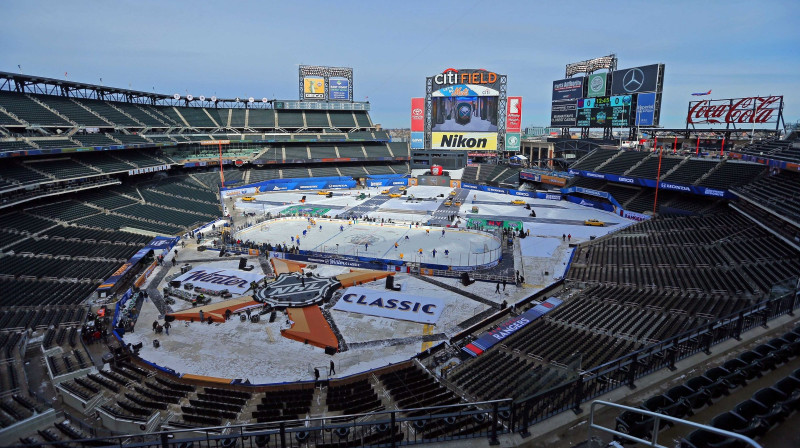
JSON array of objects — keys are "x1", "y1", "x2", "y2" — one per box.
[
  {"x1": 540, "y1": 174, "x2": 567, "y2": 187},
  {"x1": 299, "y1": 66, "x2": 354, "y2": 102},
  {"x1": 566, "y1": 169, "x2": 737, "y2": 199},
  {"x1": 433, "y1": 85, "x2": 499, "y2": 97},
  {"x1": 410, "y1": 132, "x2": 424, "y2": 149},
  {"x1": 552, "y1": 77, "x2": 584, "y2": 102},
  {"x1": 464, "y1": 297, "x2": 562, "y2": 356},
  {"x1": 332, "y1": 286, "x2": 444, "y2": 324},
  {"x1": 505, "y1": 133, "x2": 521, "y2": 151},
  {"x1": 586, "y1": 73, "x2": 607, "y2": 98},
  {"x1": 686, "y1": 96, "x2": 782, "y2": 125},
  {"x1": 506, "y1": 96, "x2": 523, "y2": 132},
  {"x1": 432, "y1": 132, "x2": 497, "y2": 150},
  {"x1": 328, "y1": 77, "x2": 350, "y2": 100},
  {"x1": 620, "y1": 209, "x2": 651, "y2": 222},
  {"x1": 550, "y1": 101, "x2": 577, "y2": 127},
  {"x1": 303, "y1": 76, "x2": 325, "y2": 99},
  {"x1": 566, "y1": 195, "x2": 615, "y2": 212},
  {"x1": 636, "y1": 92, "x2": 657, "y2": 126},
  {"x1": 173, "y1": 265, "x2": 265, "y2": 295},
  {"x1": 431, "y1": 68, "x2": 502, "y2": 92},
  {"x1": 611, "y1": 64, "x2": 663, "y2": 95},
  {"x1": 411, "y1": 97, "x2": 425, "y2": 132}
]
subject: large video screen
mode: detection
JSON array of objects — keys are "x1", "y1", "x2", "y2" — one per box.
[
  {"x1": 431, "y1": 96, "x2": 498, "y2": 132},
  {"x1": 576, "y1": 95, "x2": 633, "y2": 127}
]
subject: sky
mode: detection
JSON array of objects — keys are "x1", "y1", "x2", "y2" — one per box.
[{"x1": 1, "y1": 0, "x2": 798, "y2": 130}]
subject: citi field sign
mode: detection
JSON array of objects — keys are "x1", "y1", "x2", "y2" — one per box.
[
  {"x1": 434, "y1": 68, "x2": 498, "y2": 86},
  {"x1": 431, "y1": 68, "x2": 503, "y2": 91}
]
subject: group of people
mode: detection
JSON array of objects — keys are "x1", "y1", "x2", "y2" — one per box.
[
  {"x1": 313, "y1": 360, "x2": 337, "y2": 383},
  {"x1": 152, "y1": 319, "x2": 172, "y2": 335}
]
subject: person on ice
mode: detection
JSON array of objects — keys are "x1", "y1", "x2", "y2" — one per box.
[
  {"x1": 340, "y1": 225, "x2": 344, "y2": 232},
  {"x1": 441, "y1": 229, "x2": 445, "y2": 238},
  {"x1": 432, "y1": 249, "x2": 436, "y2": 258},
  {"x1": 394, "y1": 242, "x2": 399, "y2": 249},
  {"x1": 444, "y1": 249, "x2": 449, "y2": 257}
]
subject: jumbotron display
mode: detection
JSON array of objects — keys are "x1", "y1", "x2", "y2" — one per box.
[
  {"x1": 550, "y1": 57, "x2": 664, "y2": 129},
  {"x1": 414, "y1": 68, "x2": 522, "y2": 152},
  {"x1": 576, "y1": 95, "x2": 633, "y2": 127}
]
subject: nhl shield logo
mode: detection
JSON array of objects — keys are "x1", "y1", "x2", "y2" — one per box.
[{"x1": 255, "y1": 273, "x2": 340, "y2": 307}]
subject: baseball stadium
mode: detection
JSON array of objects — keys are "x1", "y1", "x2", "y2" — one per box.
[{"x1": 0, "y1": 4, "x2": 799, "y2": 448}]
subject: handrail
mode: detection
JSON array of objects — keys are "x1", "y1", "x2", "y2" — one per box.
[{"x1": 588, "y1": 400, "x2": 762, "y2": 448}]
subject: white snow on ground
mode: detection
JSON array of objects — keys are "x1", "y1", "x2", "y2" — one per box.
[
  {"x1": 124, "y1": 274, "x2": 480, "y2": 384},
  {"x1": 519, "y1": 237, "x2": 561, "y2": 258},
  {"x1": 123, "y1": 297, "x2": 419, "y2": 384},
  {"x1": 122, "y1": 185, "x2": 636, "y2": 384},
  {"x1": 405, "y1": 185, "x2": 453, "y2": 198},
  {"x1": 330, "y1": 275, "x2": 490, "y2": 342}
]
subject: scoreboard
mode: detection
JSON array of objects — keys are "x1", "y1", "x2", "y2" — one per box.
[{"x1": 576, "y1": 95, "x2": 633, "y2": 127}]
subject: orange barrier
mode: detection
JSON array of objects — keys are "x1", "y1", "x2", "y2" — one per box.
[
  {"x1": 181, "y1": 373, "x2": 233, "y2": 385},
  {"x1": 280, "y1": 306, "x2": 338, "y2": 351},
  {"x1": 336, "y1": 269, "x2": 393, "y2": 288},
  {"x1": 167, "y1": 296, "x2": 259, "y2": 323},
  {"x1": 270, "y1": 258, "x2": 307, "y2": 275}
]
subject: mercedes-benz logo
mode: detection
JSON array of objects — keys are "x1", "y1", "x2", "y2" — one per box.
[{"x1": 622, "y1": 68, "x2": 644, "y2": 92}]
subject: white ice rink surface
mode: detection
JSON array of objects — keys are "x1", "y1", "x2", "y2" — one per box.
[{"x1": 236, "y1": 218, "x2": 501, "y2": 266}]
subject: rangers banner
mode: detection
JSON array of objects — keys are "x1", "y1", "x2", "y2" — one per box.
[
  {"x1": 173, "y1": 265, "x2": 265, "y2": 295},
  {"x1": 332, "y1": 286, "x2": 444, "y2": 324},
  {"x1": 463, "y1": 297, "x2": 562, "y2": 356}
]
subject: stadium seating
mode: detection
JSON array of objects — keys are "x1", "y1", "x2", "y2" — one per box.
[
  {"x1": 736, "y1": 138, "x2": 800, "y2": 163},
  {"x1": 697, "y1": 161, "x2": 766, "y2": 189},
  {"x1": 33, "y1": 95, "x2": 109, "y2": 127},
  {"x1": 569, "y1": 149, "x2": 619, "y2": 171},
  {"x1": 305, "y1": 111, "x2": 330, "y2": 128},
  {"x1": 113, "y1": 133, "x2": 150, "y2": 145},
  {"x1": 329, "y1": 111, "x2": 357, "y2": 129},
  {"x1": 72, "y1": 133, "x2": 119, "y2": 147},
  {"x1": 0, "y1": 141, "x2": 35, "y2": 153},
  {"x1": 0, "y1": 91, "x2": 72, "y2": 126},
  {"x1": 627, "y1": 155, "x2": 684, "y2": 179},
  {"x1": 662, "y1": 159, "x2": 719, "y2": 185},
  {"x1": 735, "y1": 170, "x2": 800, "y2": 223},
  {"x1": 247, "y1": 109, "x2": 276, "y2": 128},
  {"x1": 276, "y1": 111, "x2": 304, "y2": 128},
  {"x1": 596, "y1": 151, "x2": 650, "y2": 175},
  {"x1": 30, "y1": 139, "x2": 78, "y2": 149}
]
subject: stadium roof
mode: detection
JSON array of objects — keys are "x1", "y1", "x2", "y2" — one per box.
[{"x1": 0, "y1": 71, "x2": 369, "y2": 110}]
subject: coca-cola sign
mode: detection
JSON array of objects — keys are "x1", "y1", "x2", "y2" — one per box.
[{"x1": 687, "y1": 96, "x2": 782, "y2": 125}]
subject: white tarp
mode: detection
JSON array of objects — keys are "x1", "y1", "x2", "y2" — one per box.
[
  {"x1": 173, "y1": 265, "x2": 264, "y2": 295},
  {"x1": 332, "y1": 286, "x2": 445, "y2": 324}
]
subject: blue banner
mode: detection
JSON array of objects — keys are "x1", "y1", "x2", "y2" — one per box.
[
  {"x1": 566, "y1": 195, "x2": 615, "y2": 212},
  {"x1": 410, "y1": 132, "x2": 424, "y2": 149},
  {"x1": 636, "y1": 92, "x2": 657, "y2": 126},
  {"x1": 464, "y1": 297, "x2": 562, "y2": 356},
  {"x1": 328, "y1": 77, "x2": 350, "y2": 100},
  {"x1": 567, "y1": 168, "x2": 736, "y2": 199}
]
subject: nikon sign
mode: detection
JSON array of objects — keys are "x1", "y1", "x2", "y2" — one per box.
[{"x1": 432, "y1": 132, "x2": 497, "y2": 150}]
